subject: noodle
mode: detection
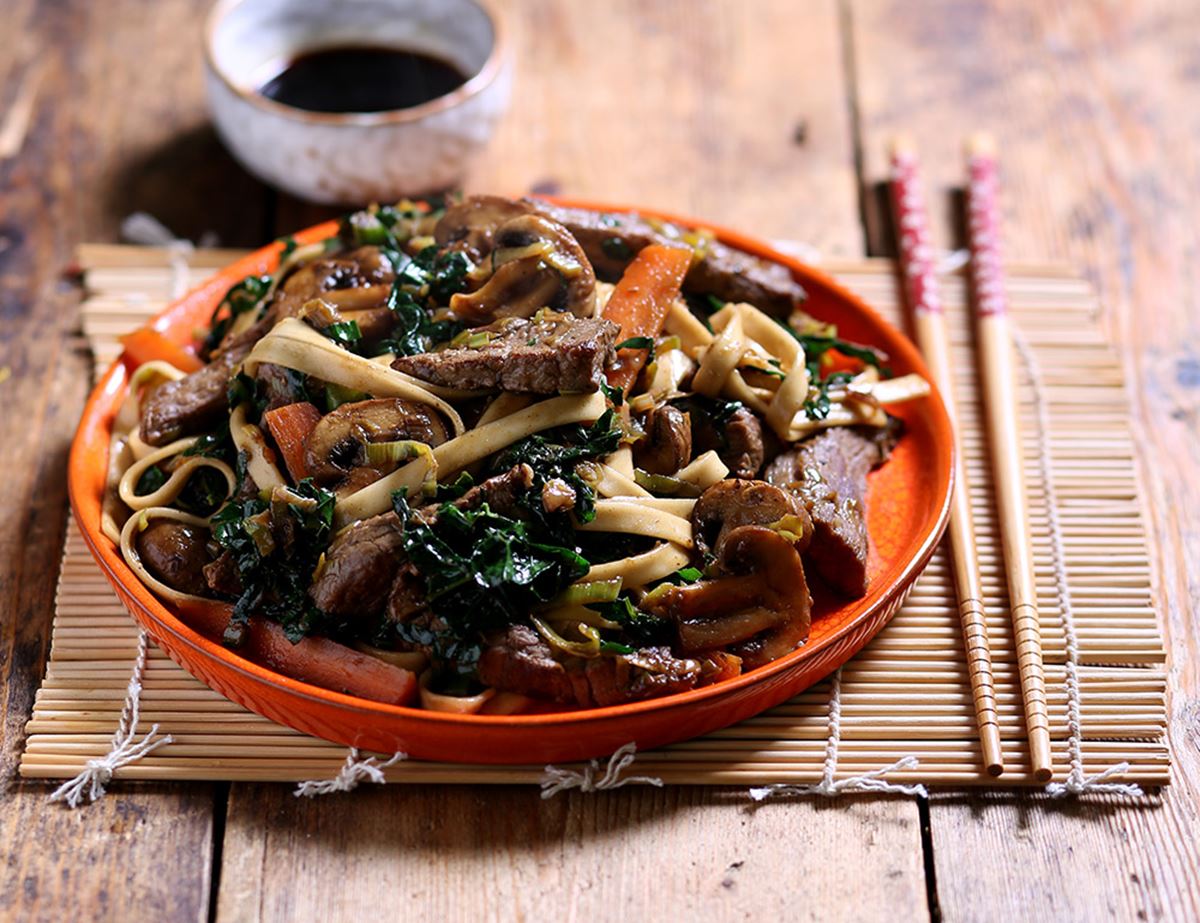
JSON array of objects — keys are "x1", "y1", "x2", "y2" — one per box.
[
  {"x1": 583, "y1": 541, "x2": 692, "y2": 587},
  {"x1": 245, "y1": 318, "x2": 472, "y2": 431},
  {"x1": 578, "y1": 500, "x2": 694, "y2": 547},
  {"x1": 118, "y1": 436, "x2": 236, "y2": 511},
  {"x1": 230, "y1": 404, "x2": 286, "y2": 491},
  {"x1": 334, "y1": 391, "x2": 608, "y2": 525}
]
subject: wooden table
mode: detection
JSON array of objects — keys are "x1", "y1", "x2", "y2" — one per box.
[{"x1": 2, "y1": 2, "x2": 1197, "y2": 920}]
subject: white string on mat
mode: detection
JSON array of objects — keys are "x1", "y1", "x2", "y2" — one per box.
[
  {"x1": 540, "y1": 742, "x2": 664, "y2": 799},
  {"x1": 49, "y1": 630, "x2": 173, "y2": 808},
  {"x1": 748, "y1": 669, "x2": 927, "y2": 801},
  {"x1": 1010, "y1": 328, "x2": 1144, "y2": 799},
  {"x1": 294, "y1": 748, "x2": 407, "y2": 797},
  {"x1": 119, "y1": 212, "x2": 218, "y2": 299}
]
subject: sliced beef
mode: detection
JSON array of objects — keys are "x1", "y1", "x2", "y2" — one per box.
[
  {"x1": 477, "y1": 624, "x2": 576, "y2": 703},
  {"x1": 477, "y1": 625, "x2": 701, "y2": 707},
  {"x1": 525, "y1": 199, "x2": 806, "y2": 315},
  {"x1": 203, "y1": 550, "x2": 242, "y2": 597},
  {"x1": 135, "y1": 521, "x2": 212, "y2": 596},
  {"x1": 256, "y1": 362, "x2": 306, "y2": 412},
  {"x1": 309, "y1": 465, "x2": 537, "y2": 618},
  {"x1": 309, "y1": 512, "x2": 405, "y2": 617},
  {"x1": 764, "y1": 427, "x2": 890, "y2": 596},
  {"x1": 692, "y1": 404, "x2": 765, "y2": 479},
  {"x1": 140, "y1": 343, "x2": 249, "y2": 446},
  {"x1": 633, "y1": 404, "x2": 692, "y2": 475},
  {"x1": 392, "y1": 314, "x2": 619, "y2": 394}
]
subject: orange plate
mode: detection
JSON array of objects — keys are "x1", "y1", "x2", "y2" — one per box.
[{"x1": 68, "y1": 200, "x2": 954, "y2": 764}]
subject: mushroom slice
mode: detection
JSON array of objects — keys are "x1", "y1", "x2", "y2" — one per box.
[
  {"x1": 644, "y1": 525, "x2": 812, "y2": 657},
  {"x1": 434, "y1": 194, "x2": 536, "y2": 262},
  {"x1": 690, "y1": 479, "x2": 813, "y2": 558},
  {"x1": 304, "y1": 398, "x2": 450, "y2": 485},
  {"x1": 450, "y1": 215, "x2": 597, "y2": 323}
]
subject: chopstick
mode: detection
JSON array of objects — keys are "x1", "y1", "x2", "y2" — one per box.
[
  {"x1": 964, "y1": 132, "x2": 1053, "y2": 781},
  {"x1": 888, "y1": 136, "x2": 1005, "y2": 777}
]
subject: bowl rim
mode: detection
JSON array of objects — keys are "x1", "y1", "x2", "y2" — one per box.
[
  {"x1": 202, "y1": 0, "x2": 509, "y2": 127},
  {"x1": 69, "y1": 197, "x2": 955, "y2": 733}
]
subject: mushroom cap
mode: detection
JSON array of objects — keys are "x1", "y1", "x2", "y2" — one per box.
[
  {"x1": 449, "y1": 213, "x2": 597, "y2": 323},
  {"x1": 433, "y1": 195, "x2": 536, "y2": 262},
  {"x1": 303, "y1": 398, "x2": 449, "y2": 485},
  {"x1": 646, "y1": 525, "x2": 811, "y2": 658},
  {"x1": 690, "y1": 478, "x2": 813, "y2": 558}
]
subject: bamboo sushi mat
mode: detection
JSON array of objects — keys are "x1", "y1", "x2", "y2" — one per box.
[{"x1": 18, "y1": 245, "x2": 1170, "y2": 788}]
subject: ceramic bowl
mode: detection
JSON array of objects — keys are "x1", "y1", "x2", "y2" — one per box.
[
  {"x1": 203, "y1": 0, "x2": 511, "y2": 204},
  {"x1": 69, "y1": 199, "x2": 954, "y2": 764}
]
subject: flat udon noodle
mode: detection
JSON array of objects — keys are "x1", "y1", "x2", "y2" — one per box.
[
  {"x1": 591, "y1": 462, "x2": 652, "y2": 498},
  {"x1": 600, "y1": 496, "x2": 696, "y2": 517},
  {"x1": 244, "y1": 317, "x2": 470, "y2": 435},
  {"x1": 675, "y1": 450, "x2": 729, "y2": 488},
  {"x1": 334, "y1": 391, "x2": 609, "y2": 526},
  {"x1": 418, "y1": 669, "x2": 495, "y2": 714},
  {"x1": 603, "y1": 445, "x2": 637, "y2": 479},
  {"x1": 119, "y1": 507, "x2": 216, "y2": 606},
  {"x1": 230, "y1": 403, "x2": 286, "y2": 490},
  {"x1": 664, "y1": 298, "x2": 713, "y2": 351},
  {"x1": 581, "y1": 541, "x2": 692, "y2": 586},
  {"x1": 577, "y1": 500, "x2": 694, "y2": 547},
  {"x1": 118, "y1": 435, "x2": 237, "y2": 512}
]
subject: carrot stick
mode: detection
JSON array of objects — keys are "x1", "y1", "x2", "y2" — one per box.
[
  {"x1": 177, "y1": 599, "x2": 418, "y2": 706},
  {"x1": 602, "y1": 243, "x2": 693, "y2": 392},
  {"x1": 119, "y1": 327, "x2": 204, "y2": 374},
  {"x1": 263, "y1": 402, "x2": 323, "y2": 483}
]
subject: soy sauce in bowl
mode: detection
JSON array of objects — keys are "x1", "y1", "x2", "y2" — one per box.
[{"x1": 257, "y1": 46, "x2": 468, "y2": 114}]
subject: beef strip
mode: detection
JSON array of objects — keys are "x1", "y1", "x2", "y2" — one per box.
[
  {"x1": 692, "y1": 405, "x2": 765, "y2": 479},
  {"x1": 256, "y1": 362, "x2": 306, "y2": 412},
  {"x1": 477, "y1": 624, "x2": 702, "y2": 707},
  {"x1": 309, "y1": 465, "x2": 537, "y2": 619},
  {"x1": 203, "y1": 550, "x2": 242, "y2": 597},
  {"x1": 309, "y1": 512, "x2": 406, "y2": 617},
  {"x1": 139, "y1": 343, "x2": 250, "y2": 446},
  {"x1": 392, "y1": 314, "x2": 619, "y2": 394},
  {"x1": 633, "y1": 404, "x2": 692, "y2": 475},
  {"x1": 524, "y1": 199, "x2": 806, "y2": 315},
  {"x1": 763, "y1": 427, "x2": 891, "y2": 596}
]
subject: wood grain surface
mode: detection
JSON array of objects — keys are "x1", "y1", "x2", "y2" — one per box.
[{"x1": 1, "y1": 0, "x2": 1196, "y2": 921}]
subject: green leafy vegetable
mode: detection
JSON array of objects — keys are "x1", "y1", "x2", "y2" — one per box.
[
  {"x1": 203, "y1": 273, "x2": 271, "y2": 357},
  {"x1": 319, "y1": 320, "x2": 362, "y2": 350},
  {"x1": 392, "y1": 493, "x2": 590, "y2": 673},
  {"x1": 210, "y1": 479, "x2": 338, "y2": 646},
  {"x1": 134, "y1": 465, "x2": 167, "y2": 497},
  {"x1": 601, "y1": 236, "x2": 633, "y2": 261},
  {"x1": 587, "y1": 594, "x2": 670, "y2": 646}
]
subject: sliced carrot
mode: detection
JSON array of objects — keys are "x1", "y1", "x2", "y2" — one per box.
[
  {"x1": 119, "y1": 327, "x2": 204, "y2": 374},
  {"x1": 263, "y1": 402, "x2": 323, "y2": 483},
  {"x1": 177, "y1": 599, "x2": 419, "y2": 707},
  {"x1": 602, "y1": 243, "x2": 694, "y2": 392}
]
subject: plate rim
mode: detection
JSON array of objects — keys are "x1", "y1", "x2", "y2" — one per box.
[{"x1": 68, "y1": 197, "x2": 955, "y2": 734}]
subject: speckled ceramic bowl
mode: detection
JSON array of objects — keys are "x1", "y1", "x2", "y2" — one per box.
[{"x1": 203, "y1": 0, "x2": 511, "y2": 204}]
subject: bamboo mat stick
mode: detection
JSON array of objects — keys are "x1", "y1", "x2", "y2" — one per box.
[
  {"x1": 964, "y1": 133, "x2": 1053, "y2": 781},
  {"x1": 888, "y1": 136, "x2": 1004, "y2": 776}
]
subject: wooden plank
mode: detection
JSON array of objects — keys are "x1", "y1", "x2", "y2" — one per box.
[
  {"x1": 228, "y1": 3, "x2": 927, "y2": 921},
  {"x1": 849, "y1": 1, "x2": 1200, "y2": 919},
  {"x1": 0, "y1": 0, "x2": 268, "y2": 919},
  {"x1": 217, "y1": 785, "x2": 926, "y2": 923}
]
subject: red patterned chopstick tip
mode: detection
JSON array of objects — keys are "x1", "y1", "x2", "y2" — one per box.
[
  {"x1": 966, "y1": 145, "x2": 1008, "y2": 318},
  {"x1": 888, "y1": 145, "x2": 942, "y2": 316}
]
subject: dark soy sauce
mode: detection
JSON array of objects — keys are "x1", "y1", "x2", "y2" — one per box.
[{"x1": 258, "y1": 46, "x2": 468, "y2": 113}]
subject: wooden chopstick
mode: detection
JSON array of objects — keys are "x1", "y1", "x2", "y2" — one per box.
[
  {"x1": 887, "y1": 136, "x2": 1005, "y2": 776},
  {"x1": 964, "y1": 132, "x2": 1053, "y2": 781}
]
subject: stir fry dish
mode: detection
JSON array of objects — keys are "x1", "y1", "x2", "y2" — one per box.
[{"x1": 104, "y1": 195, "x2": 930, "y2": 713}]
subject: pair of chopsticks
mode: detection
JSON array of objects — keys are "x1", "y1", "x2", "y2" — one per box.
[{"x1": 887, "y1": 135, "x2": 1052, "y2": 781}]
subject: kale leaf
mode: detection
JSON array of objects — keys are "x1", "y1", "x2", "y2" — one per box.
[
  {"x1": 203, "y1": 273, "x2": 271, "y2": 357},
  {"x1": 392, "y1": 493, "x2": 590, "y2": 673},
  {"x1": 210, "y1": 479, "x2": 338, "y2": 646}
]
